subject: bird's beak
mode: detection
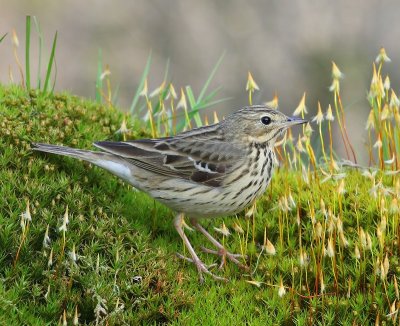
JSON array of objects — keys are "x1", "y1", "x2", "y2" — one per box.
[{"x1": 284, "y1": 117, "x2": 308, "y2": 127}]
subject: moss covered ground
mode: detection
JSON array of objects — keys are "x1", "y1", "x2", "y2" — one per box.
[{"x1": 0, "y1": 85, "x2": 399, "y2": 325}]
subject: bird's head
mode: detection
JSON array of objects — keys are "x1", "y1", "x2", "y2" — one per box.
[{"x1": 223, "y1": 105, "x2": 307, "y2": 145}]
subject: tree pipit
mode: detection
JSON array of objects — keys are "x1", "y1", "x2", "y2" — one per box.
[{"x1": 33, "y1": 105, "x2": 306, "y2": 282}]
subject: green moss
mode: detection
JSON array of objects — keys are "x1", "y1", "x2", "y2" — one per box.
[{"x1": 0, "y1": 85, "x2": 399, "y2": 324}]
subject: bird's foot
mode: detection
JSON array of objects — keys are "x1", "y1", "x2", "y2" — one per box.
[
  {"x1": 189, "y1": 219, "x2": 249, "y2": 271},
  {"x1": 200, "y1": 246, "x2": 249, "y2": 270},
  {"x1": 176, "y1": 253, "x2": 228, "y2": 283}
]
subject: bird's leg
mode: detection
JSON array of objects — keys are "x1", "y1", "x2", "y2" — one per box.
[
  {"x1": 174, "y1": 213, "x2": 227, "y2": 283},
  {"x1": 190, "y1": 219, "x2": 248, "y2": 270}
]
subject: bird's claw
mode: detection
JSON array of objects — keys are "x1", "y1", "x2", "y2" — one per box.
[
  {"x1": 200, "y1": 246, "x2": 249, "y2": 271},
  {"x1": 176, "y1": 253, "x2": 227, "y2": 282}
]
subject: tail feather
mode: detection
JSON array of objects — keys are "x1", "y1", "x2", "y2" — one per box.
[
  {"x1": 31, "y1": 143, "x2": 137, "y2": 186},
  {"x1": 31, "y1": 143, "x2": 105, "y2": 164}
]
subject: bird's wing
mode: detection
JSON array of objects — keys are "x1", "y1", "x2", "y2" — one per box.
[{"x1": 94, "y1": 135, "x2": 245, "y2": 187}]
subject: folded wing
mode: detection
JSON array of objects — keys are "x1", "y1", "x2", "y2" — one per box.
[{"x1": 94, "y1": 129, "x2": 245, "y2": 187}]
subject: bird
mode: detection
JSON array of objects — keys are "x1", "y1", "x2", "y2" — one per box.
[{"x1": 32, "y1": 105, "x2": 306, "y2": 282}]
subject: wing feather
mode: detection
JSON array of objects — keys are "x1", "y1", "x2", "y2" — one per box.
[{"x1": 94, "y1": 128, "x2": 245, "y2": 187}]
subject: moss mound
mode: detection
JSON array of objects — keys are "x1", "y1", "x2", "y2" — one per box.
[
  {"x1": 0, "y1": 86, "x2": 193, "y2": 324},
  {"x1": 0, "y1": 85, "x2": 398, "y2": 325}
]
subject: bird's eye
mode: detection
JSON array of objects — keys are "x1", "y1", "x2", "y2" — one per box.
[{"x1": 261, "y1": 116, "x2": 272, "y2": 125}]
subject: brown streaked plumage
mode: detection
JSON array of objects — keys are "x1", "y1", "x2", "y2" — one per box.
[{"x1": 32, "y1": 105, "x2": 306, "y2": 282}]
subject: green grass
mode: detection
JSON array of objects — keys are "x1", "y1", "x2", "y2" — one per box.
[
  {"x1": 0, "y1": 85, "x2": 399, "y2": 325},
  {"x1": 21, "y1": 15, "x2": 58, "y2": 94}
]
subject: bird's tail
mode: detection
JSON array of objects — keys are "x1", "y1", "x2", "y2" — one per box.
[
  {"x1": 32, "y1": 143, "x2": 136, "y2": 185},
  {"x1": 31, "y1": 143, "x2": 108, "y2": 163}
]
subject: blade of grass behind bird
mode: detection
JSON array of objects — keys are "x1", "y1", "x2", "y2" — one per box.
[
  {"x1": 43, "y1": 31, "x2": 57, "y2": 94},
  {"x1": 129, "y1": 52, "x2": 152, "y2": 115},
  {"x1": 95, "y1": 49, "x2": 103, "y2": 102},
  {"x1": 112, "y1": 83, "x2": 120, "y2": 107},
  {"x1": 177, "y1": 53, "x2": 226, "y2": 128},
  {"x1": 150, "y1": 59, "x2": 170, "y2": 115},
  {"x1": 25, "y1": 15, "x2": 31, "y2": 91},
  {"x1": 33, "y1": 16, "x2": 43, "y2": 89},
  {"x1": 0, "y1": 33, "x2": 7, "y2": 43},
  {"x1": 196, "y1": 52, "x2": 225, "y2": 104}
]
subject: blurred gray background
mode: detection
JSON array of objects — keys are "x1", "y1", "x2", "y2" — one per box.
[{"x1": 2, "y1": 0, "x2": 400, "y2": 160}]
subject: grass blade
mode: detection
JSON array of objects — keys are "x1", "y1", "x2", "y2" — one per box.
[
  {"x1": 150, "y1": 59, "x2": 171, "y2": 116},
  {"x1": 112, "y1": 83, "x2": 120, "y2": 106},
  {"x1": 193, "y1": 97, "x2": 231, "y2": 111},
  {"x1": 43, "y1": 31, "x2": 57, "y2": 93},
  {"x1": 129, "y1": 52, "x2": 152, "y2": 114},
  {"x1": 185, "y1": 86, "x2": 196, "y2": 108},
  {"x1": 25, "y1": 16, "x2": 31, "y2": 91},
  {"x1": 201, "y1": 86, "x2": 222, "y2": 104},
  {"x1": 33, "y1": 16, "x2": 43, "y2": 89},
  {"x1": 95, "y1": 49, "x2": 103, "y2": 102},
  {"x1": 197, "y1": 52, "x2": 225, "y2": 103},
  {"x1": 0, "y1": 33, "x2": 7, "y2": 43},
  {"x1": 163, "y1": 58, "x2": 170, "y2": 82},
  {"x1": 51, "y1": 58, "x2": 58, "y2": 93},
  {"x1": 152, "y1": 87, "x2": 169, "y2": 115}
]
